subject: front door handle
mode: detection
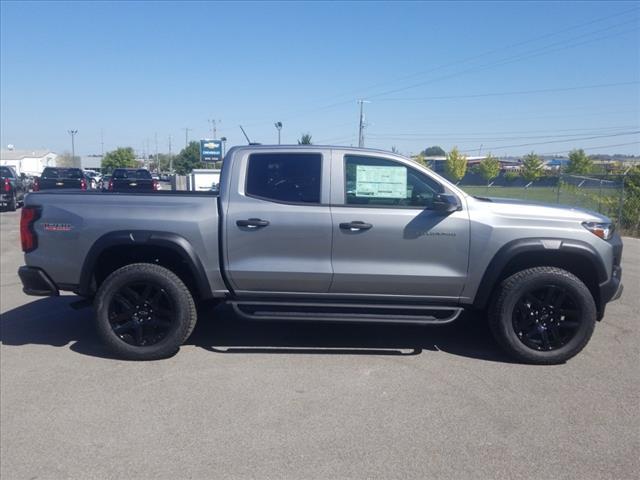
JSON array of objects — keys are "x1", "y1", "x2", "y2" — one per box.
[
  {"x1": 339, "y1": 221, "x2": 372, "y2": 231},
  {"x1": 236, "y1": 218, "x2": 270, "y2": 228}
]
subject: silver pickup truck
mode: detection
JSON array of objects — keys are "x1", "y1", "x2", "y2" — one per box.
[{"x1": 18, "y1": 146, "x2": 623, "y2": 363}]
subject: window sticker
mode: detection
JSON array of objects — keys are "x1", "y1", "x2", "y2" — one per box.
[{"x1": 355, "y1": 165, "x2": 407, "y2": 198}]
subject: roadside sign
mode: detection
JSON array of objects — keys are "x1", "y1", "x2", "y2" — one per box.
[{"x1": 200, "y1": 139, "x2": 222, "y2": 162}]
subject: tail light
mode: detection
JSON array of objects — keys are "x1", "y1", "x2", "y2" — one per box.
[
  {"x1": 153, "y1": 179, "x2": 159, "y2": 190},
  {"x1": 108, "y1": 179, "x2": 114, "y2": 191},
  {"x1": 80, "y1": 178, "x2": 87, "y2": 190},
  {"x1": 20, "y1": 206, "x2": 41, "y2": 253},
  {"x1": 3, "y1": 178, "x2": 10, "y2": 192},
  {"x1": 33, "y1": 178, "x2": 40, "y2": 191}
]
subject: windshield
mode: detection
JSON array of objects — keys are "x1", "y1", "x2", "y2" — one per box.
[
  {"x1": 41, "y1": 168, "x2": 84, "y2": 179},
  {"x1": 0, "y1": 167, "x2": 15, "y2": 178}
]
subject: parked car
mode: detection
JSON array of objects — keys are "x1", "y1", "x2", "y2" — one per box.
[
  {"x1": 83, "y1": 170, "x2": 102, "y2": 189},
  {"x1": 108, "y1": 168, "x2": 158, "y2": 192},
  {"x1": 0, "y1": 165, "x2": 26, "y2": 211},
  {"x1": 34, "y1": 167, "x2": 88, "y2": 191},
  {"x1": 18, "y1": 146, "x2": 623, "y2": 363},
  {"x1": 99, "y1": 174, "x2": 112, "y2": 191}
]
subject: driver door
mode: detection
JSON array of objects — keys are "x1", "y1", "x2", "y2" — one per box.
[{"x1": 329, "y1": 152, "x2": 470, "y2": 300}]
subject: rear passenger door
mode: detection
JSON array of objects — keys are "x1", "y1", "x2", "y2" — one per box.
[{"x1": 225, "y1": 150, "x2": 333, "y2": 294}]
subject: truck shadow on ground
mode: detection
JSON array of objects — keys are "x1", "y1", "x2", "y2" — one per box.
[{"x1": 0, "y1": 297, "x2": 515, "y2": 363}]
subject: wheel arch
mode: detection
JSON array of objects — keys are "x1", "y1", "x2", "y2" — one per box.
[
  {"x1": 472, "y1": 238, "x2": 607, "y2": 312},
  {"x1": 79, "y1": 231, "x2": 213, "y2": 300}
]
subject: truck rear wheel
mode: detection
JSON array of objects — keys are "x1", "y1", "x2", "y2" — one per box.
[
  {"x1": 489, "y1": 267, "x2": 596, "y2": 365},
  {"x1": 94, "y1": 263, "x2": 197, "y2": 360}
]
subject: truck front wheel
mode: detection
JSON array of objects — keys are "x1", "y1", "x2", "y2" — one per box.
[
  {"x1": 94, "y1": 263, "x2": 197, "y2": 360},
  {"x1": 489, "y1": 267, "x2": 596, "y2": 364}
]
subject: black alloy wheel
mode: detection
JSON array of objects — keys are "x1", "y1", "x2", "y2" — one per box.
[
  {"x1": 489, "y1": 267, "x2": 597, "y2": 364},
  {"x1": 108, "y1": 282, "x2": 176, "y2": 346},
  {"x1": 512, "y1": 284, "x2": 581, "y2": 351}
]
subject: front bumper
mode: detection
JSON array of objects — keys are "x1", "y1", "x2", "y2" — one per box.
[{"x1": 18, "y1": 266, "x2": 59, "y2": 296}]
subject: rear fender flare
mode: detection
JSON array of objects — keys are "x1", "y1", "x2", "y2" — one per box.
[{"x1": 78, "y1": 230, "x2": 212, "y2": 299}]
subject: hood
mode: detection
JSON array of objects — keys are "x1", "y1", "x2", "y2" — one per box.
[{"x1": 471, "y1": 196, "x2": 610, "y2": 223}]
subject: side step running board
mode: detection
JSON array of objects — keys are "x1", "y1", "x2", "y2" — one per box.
[{"x1": 230, "y1": 301, "x2": 463, "y2": 325}]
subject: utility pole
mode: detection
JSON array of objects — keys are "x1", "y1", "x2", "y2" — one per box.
[
  {"x1": 168, "y1": 135, "x2": 173, "y2": 173},
  {"x1": 357, "y1": 100, "x2": 370, "y2": 148},
  {"x1": 208, "y1": 119, "x2": 220, "y2": 140},
  {"x1": 184, "y1": 128, "x2": 192, "y2": 147},
  {"x1": 275, "y1": 121, "x2": 283, "y2": 145},
  {"x1": 100, "y1": 129, "x2": 104, "y2": 158},
  {"x1": 68, "y1": 130, "x2": 78, "y2": 166}
]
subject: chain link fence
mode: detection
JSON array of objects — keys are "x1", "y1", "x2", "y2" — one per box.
[{"x1": 458, "y1": 169, "x2": 640, "y2": 237}]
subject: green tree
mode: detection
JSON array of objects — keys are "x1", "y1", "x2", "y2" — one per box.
[
  {"x1": 566, "y1": 148, "x2": 593, "y2": 175},
  {"x1": 521, "y1": 151, "x2": 543, "y2": 182},
  {"x1": 478, "y1": 153, "x2": 501, "y2": 185},
  {"x1": 445, "y1": 146, "x2": 467, "y2": 182},
  {"x1": 102, "y1": 147, "x2": 137, "y2": 172},
  {"x1": 173, "y1": 141, "x2": 205, "y2": 175},
  {"x1": 504, "y1": 170, "x2": 520, "y2": 182},
  {"x1": 298, "y1": 133, "x2": 313, "y2": 145},
  {"x1": 149, "y1": 153, "x2": 174, "y2": 172},
  {"x1": 56, "y1": 152, "x2": 79, "y2": 168},
  {"x1": 422, "y1": 146, "x2": 446, "y2": 157},
  {"x1": 412, "y1": 152, "x2": 432, "y2": 169},
  {"x1": 621, "y1": 165, "x2": 640, "y2": 235}
]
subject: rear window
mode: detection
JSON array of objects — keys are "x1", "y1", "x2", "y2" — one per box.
[
  {"x1": 0, "y1": 166, "x2": 14, "y2": 178},
  {"x1": 113, "y1": 169, "x2": 152, "y2": 180},
  {"x1": 41, "y1": 168, "x2": 83, "y2": 179},
  {"x1": 245, "y1": 153, "x2": 322, "y2": 204}
]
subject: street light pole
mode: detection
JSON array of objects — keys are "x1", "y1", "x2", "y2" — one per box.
[
  {"x1": 68, "y1": 130, "x2": 78, "y2": 166},
  {"x1": 275, "y1": 122, "x2": 282, "y2": 145}
]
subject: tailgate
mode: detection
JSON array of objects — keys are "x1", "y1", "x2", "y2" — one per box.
[
  {"x1": 113, "y1": 179, "x2": 155, "y2": 191},
  {"x1": 39, "y1": 178, "x2": 83, "y2": 190}
]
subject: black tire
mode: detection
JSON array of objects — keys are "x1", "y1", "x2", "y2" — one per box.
[
  {"x1": 489, "y1": 267, "x2": 596, "y2": 365},
  {"x1": 94, "y1": 263, "x2": 197, "y2": 360},
  {"x1": 7, "y1": 193, "x2": 16, "y2": 211}
]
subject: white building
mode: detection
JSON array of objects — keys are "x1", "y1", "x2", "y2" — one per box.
[{"x1": 0, "y1": 149, "x2": 58, "y2": 176}]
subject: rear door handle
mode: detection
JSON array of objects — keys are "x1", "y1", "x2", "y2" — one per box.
[
  {"x1": 339, "y1": 221, "x2": 372, "y2": 231},
  {"x1": 236, "y1": 218, "x2": 270, "y2": 228}
]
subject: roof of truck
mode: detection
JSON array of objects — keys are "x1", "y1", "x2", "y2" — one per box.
[{"x1": 227, "y1": 144, "x2": 406, "y2": 157}]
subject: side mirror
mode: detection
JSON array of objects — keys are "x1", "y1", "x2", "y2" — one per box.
[{"x1": 432, "y1": 193, "x2": 460, "y2": 213}]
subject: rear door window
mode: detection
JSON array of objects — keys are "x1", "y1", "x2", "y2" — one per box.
[{"x1": 246, "y1": 153, "x2": 322, "y2": 204}]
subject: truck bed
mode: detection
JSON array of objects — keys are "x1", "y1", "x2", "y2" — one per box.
[{"x1": 23, "y1": 190, "x2": 226, "y2": 296}]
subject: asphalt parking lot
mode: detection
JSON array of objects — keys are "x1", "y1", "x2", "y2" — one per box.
[{"x1": 1, "y1": 208, "x2": 638, "y2": 480}]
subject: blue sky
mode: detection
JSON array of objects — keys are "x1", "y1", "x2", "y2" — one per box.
[{"x1": 1, "y1": 0, "x2": 638, "y2": 157}]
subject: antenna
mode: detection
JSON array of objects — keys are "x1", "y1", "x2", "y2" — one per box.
[{"x1": 239, "y1": 125, "x2": 251, "y2": 144}]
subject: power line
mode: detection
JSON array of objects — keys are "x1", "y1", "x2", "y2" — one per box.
[
  {"x1": 538, "y1": 141, "x2": 640, "y2": 155},
  {"x1": 458, "y1": 130, "x2": 639, "y2": 153},
  {"x1": 367, "y1": 19, "x2": 639, "y2": 100},
  {"x1": 373, "y1": 81, "x2": 639, "y2": 102},
  {"x1": 368, "y1": 125, "x2": 638, "y2": 139},
  {"x1": 279, "y1": 6, "x2": 640, "y2": 111}
]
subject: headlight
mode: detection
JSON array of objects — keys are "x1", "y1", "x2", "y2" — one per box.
[{"x1": 582, "y1": 221, "x2": 614, "y2": 240}]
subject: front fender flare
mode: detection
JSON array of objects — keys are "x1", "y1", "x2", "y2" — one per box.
[{"x1": 472, "y1": 237, "x2": 607, "y2": 310}]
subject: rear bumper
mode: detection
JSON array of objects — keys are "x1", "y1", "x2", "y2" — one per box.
[
  {"x1": 0, "y1": 192, "x2": 12, "y2": 204},
  {"x1": 18, "y1": 266, "x2": 59, "y2": 296}
]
